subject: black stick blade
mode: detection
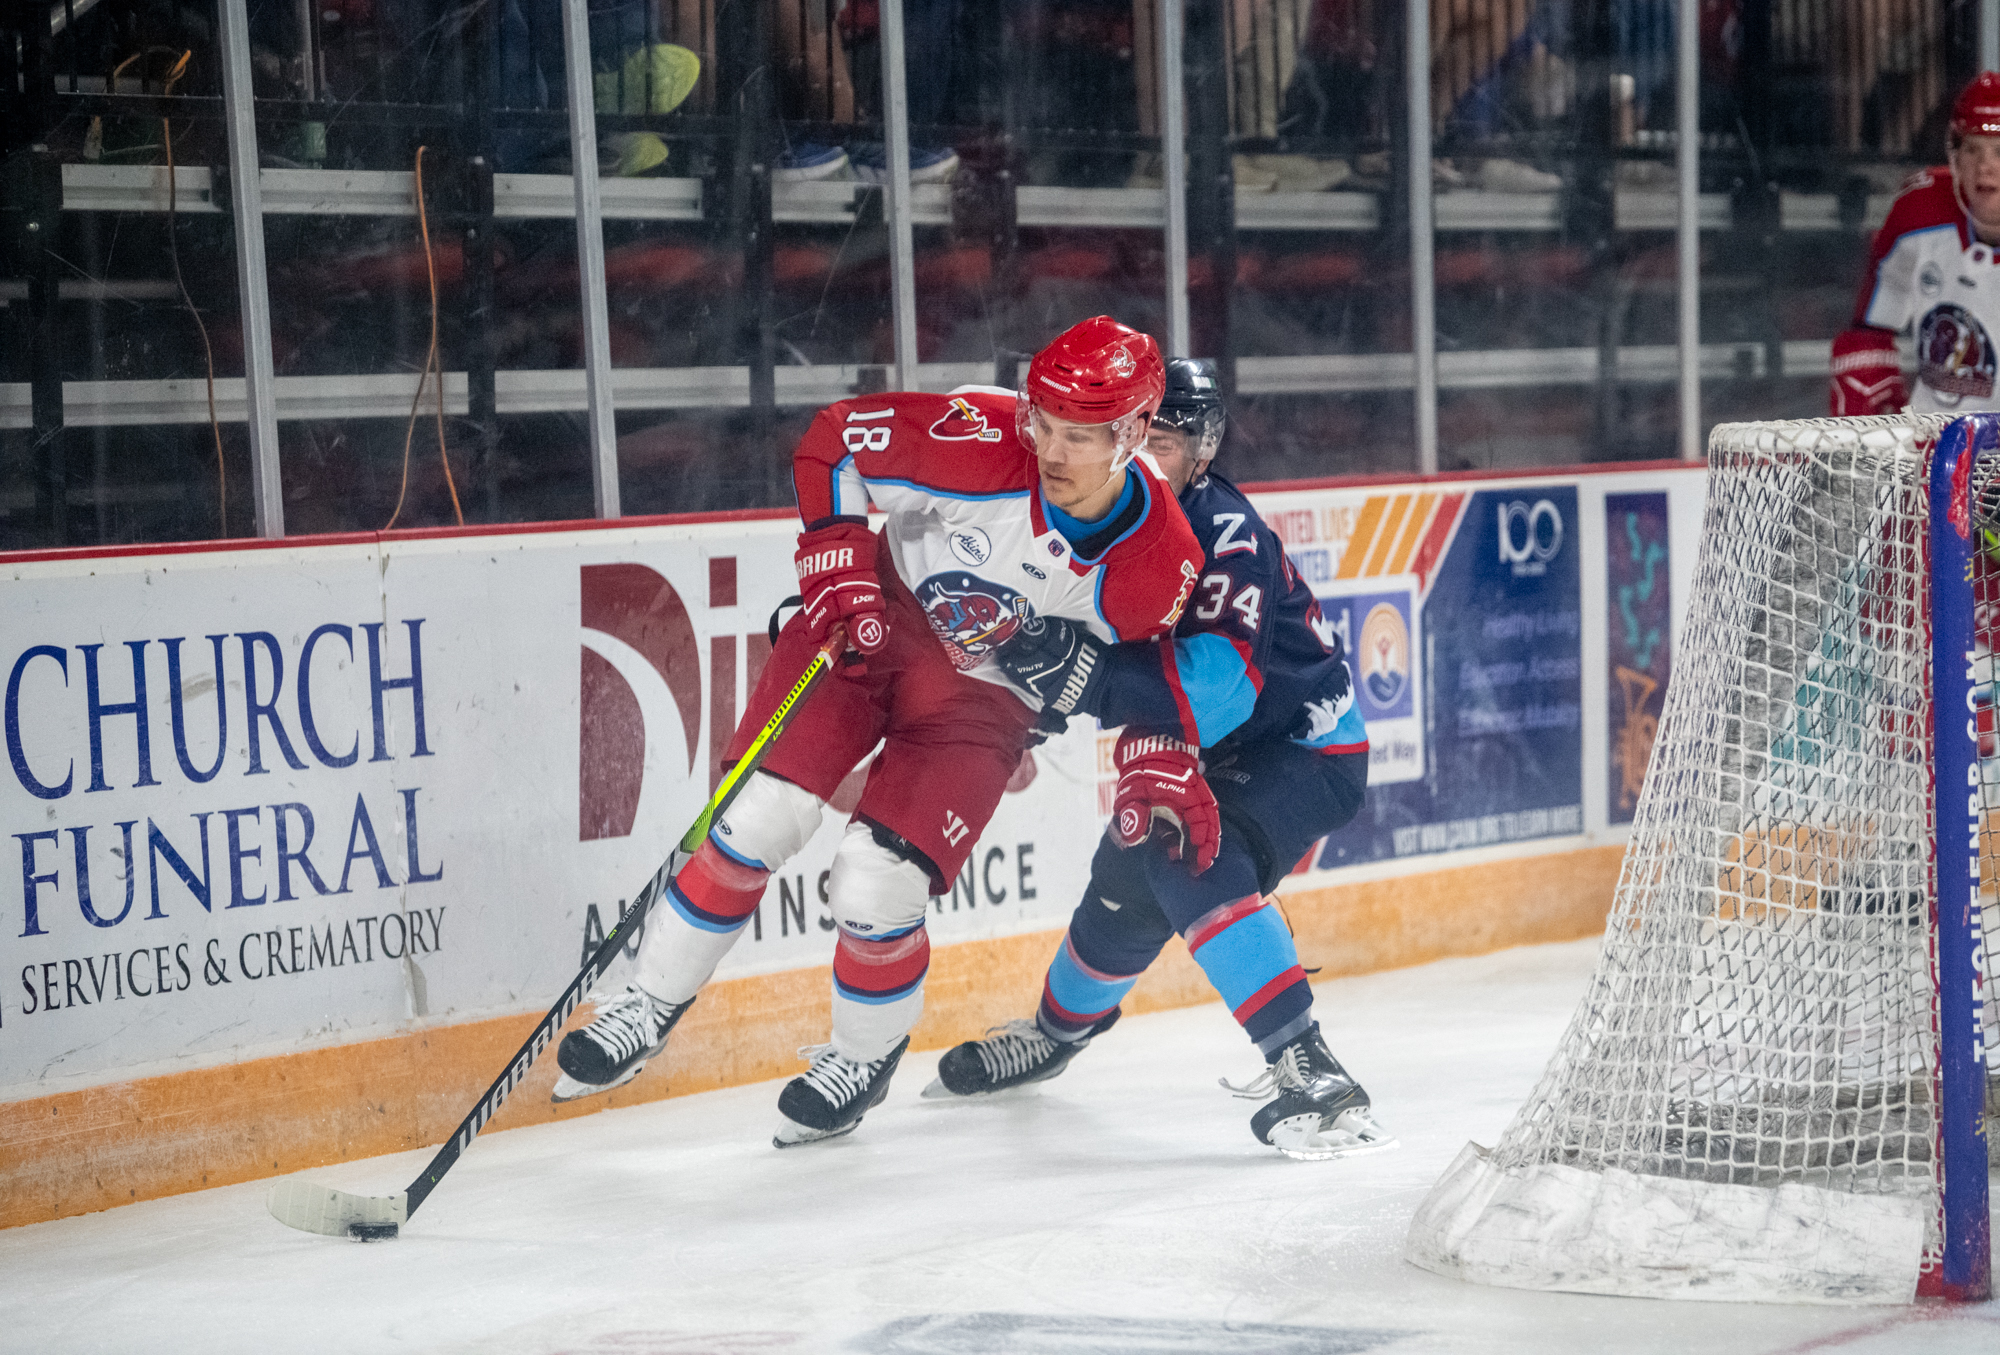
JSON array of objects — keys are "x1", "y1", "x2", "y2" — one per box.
[{"x1": 267, "y1": 1179, "x2": 408, "y2": 1240}]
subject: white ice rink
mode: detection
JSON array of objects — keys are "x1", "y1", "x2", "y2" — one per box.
[{"x1": 4, "y1": 937, "x2": 1995, "y2": 1355}]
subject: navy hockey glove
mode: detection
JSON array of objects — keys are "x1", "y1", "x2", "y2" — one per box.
[{"x1": 994, "y1": 616, "x2": 1106, "y2": 728}]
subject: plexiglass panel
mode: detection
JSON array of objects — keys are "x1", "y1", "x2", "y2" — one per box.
[{"x1": 0, "y1": 0, "x2": 1990, "y2": 539}]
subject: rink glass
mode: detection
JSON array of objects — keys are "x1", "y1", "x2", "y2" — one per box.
[{"x1": 0, "y1": 0, "x2": 1988, "y2": 546}]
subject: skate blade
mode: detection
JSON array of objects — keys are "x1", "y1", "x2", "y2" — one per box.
[
  {"x1": 1267, "y1": 1108, "x2": 1399, "y2": 1162},
  {"x1": 919, "y1": 1076, "x2": 1041, "y2": 1101},
  {"x1": 550, "y1": 1061, "x2": 646, "y2": 1104},
  {"x1": 771, "y1": 1117, "x2": 862, "y2": 1148}
]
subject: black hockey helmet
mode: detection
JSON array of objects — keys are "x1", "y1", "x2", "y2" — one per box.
[{"x1": 1153, "y1": 358, "x2": 1226, "y2": 466}]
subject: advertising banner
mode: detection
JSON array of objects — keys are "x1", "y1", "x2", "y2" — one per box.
[
  {"x1": 1605, "y1": 493, "x2": 1674, "y2": 826},
  {"x1": 1, "y1": 462, "x2": 1704, "y2": 1101},
  {"x1": 1263, "y1": 484, "x2": 1584, "y2": 869},
  {"x1": 0, "y1": 524, "x2": 1103, "y2": 1099}
]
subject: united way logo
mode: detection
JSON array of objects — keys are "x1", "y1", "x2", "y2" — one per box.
[
  {"x1": 916, "y1": 572, "x2": 1029, "y2": 670},
  {"x1": 1919, "y1": 303, "x2": 1997, "y2": 400},
  {"x1": 928, "y1": 397, "x2": 1005, "y2": 443},
  {"x1": 1358, "y1": 602, "x2": 1409, "y2": 711}
]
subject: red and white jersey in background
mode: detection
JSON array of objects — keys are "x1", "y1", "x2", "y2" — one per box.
[
  {"x1": 792, "y1": 389, "x2": 1202, "y2": 696},
  {"x1": 1852, "y1": 166, "x2": 2000, "y2": 413}
]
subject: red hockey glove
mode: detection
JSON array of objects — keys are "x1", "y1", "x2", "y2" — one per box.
[
  {"x1": 1830, "y1": 328, "x2": 1907, "y2": 416},
  {"x1": 1108, "y1": 730, "x2": 1221, "y2": 875},
  {"x1": 795, "y1": 522, "x2": 887, "y2": 661}
]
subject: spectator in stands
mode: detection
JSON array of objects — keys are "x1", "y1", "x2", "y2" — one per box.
[
  {"x1": 1210, "y1": 0, "x2": 1564, "y2": 194},
  {"x1": 777, "y1": 0, "x2": 962, "y2": 184},
  {"x1": 496, "y1": 0, "x2": 699, "y2": 174}
]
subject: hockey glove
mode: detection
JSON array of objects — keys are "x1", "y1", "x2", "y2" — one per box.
[
  {"x1": 1108, "y1": 730, "x2": 1221, "y2": 875},
  {"x1": 795, "y1": 522, "x2": 888, "y2": 661},
  {"x1": 993, "y1": 616, "x2": 1106, "y2": 729},
  {"x1": 1829, "y1": 328, "x2": 1907, "y2": 416}
]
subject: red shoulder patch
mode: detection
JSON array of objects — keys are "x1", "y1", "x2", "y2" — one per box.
[
  {"x1": 1880, "y1": 167, "x2": 1962, "y2": 238},
  {"x1": 818, "y1": 392, "x2": 1034, "y2": 499},
  {"x1": 927, "y1": 396, "x2": 1007, "y2": 443}
]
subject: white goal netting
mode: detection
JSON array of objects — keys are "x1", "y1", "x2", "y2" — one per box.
[{"x1": 1405, "y1": 414, "x2": 1996, "y2": 1304}]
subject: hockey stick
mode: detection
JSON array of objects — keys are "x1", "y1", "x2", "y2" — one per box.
[{"x1": 267, "y1": 627, "x2": 847, "y2": 1240}]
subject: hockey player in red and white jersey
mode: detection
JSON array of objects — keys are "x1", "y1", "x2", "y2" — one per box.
[
  {"x1": 552, "y1": 316, "x2": 1204, "y2": 1146},
  {"x1": 1833, "y1": 72, "x2": 2000, "y2": 416}
]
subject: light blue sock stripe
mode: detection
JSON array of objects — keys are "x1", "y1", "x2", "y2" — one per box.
[
  {"x1": 1046, "y1": 944, "x2": 1138, "y2": 1018},
  {"x1": 1190, "y1": 908, "x2": 1299, "y2": 1010},
  {"x1": 707, "y1": 829, "x2": 765, "y2": 869}
]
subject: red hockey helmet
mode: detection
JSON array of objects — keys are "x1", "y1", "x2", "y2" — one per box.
[
  {"x1": 1019, "y1": 316, "x2": 1167, "y2": 465},
  {"x1": 1951, "y1": 72, "x2": 2000, "y2": 143}
]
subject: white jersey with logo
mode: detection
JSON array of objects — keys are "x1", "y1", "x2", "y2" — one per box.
[
  {"x1": 793, "y1": 389, "x2": 1203, "y2": 697},
  {"x1": 1855, "y1": 166, "x2": 2000, "y2": 412}
]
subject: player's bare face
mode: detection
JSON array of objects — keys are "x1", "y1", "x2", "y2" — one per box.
[
  {"x1": 1145, "y1": 426, "x2": 1201, "y2": 495},
  {"x1": 1030, "y1": 407, "x2": 1127, "y2": 519},
  {"x1": 1954, "y1": 135, "x2": 2000, "y2": 237}
]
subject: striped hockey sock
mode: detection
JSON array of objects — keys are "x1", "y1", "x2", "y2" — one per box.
[
  {"x1": 633, "y1": 839, "x2": 768, "y2": 1004},
  {"x1": 830, "y1": 922, "x2": 931, "y2": 1062},
  {"x1": 1184, "y1": 895, "x2": 1314, "y2": 1055},
  {"x1": 1037, "y1": 934, "x2": 1142, "y2": 1042}
]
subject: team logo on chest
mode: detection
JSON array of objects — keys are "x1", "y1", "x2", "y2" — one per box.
[
  {"x1": 1919, "y1": 302, "x2": 1997, "y2": 399},
  {"x1": 928, "y1": 398, "x2": 1005, "y2": 443},
  {"x1": 916, "y1": 572, "x2": 1030, "y2": 670}
]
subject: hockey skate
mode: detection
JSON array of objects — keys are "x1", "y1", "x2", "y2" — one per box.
[
  {"x1": 922, "y1": 1010, "x2": 1120, "y2": 1099},
  {"x1": 772, "y1": 1037, "x2": 909, "y2": 1147},
  {"x1": 550, "y1": 986, "x2": 693, "y2": 1103},
  {"x1": 1225, "y1": 1023, "x2": 1398, "y2": 1161}
]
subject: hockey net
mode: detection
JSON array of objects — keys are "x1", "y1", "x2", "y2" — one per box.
[{"x1": 1404, "y1": 413, "x2": 1997, "y2": 1304}]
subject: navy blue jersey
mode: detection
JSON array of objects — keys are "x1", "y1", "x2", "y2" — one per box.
[{"x1": 1090, "y1": 471, "x2": 1367, "y2": 754}]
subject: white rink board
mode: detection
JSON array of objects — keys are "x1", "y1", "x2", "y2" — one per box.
[
  {"x1": 0, "y1": 463, "x2": 1704, "y2": 1100},
  {"x1": 0, "y1": 518, "x2": 1104, "y2": 1098}
]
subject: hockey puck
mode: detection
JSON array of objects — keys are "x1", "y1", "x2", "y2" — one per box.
[{"x1": 348, "y1": 1222, "x2": 400, "y2": 1242}]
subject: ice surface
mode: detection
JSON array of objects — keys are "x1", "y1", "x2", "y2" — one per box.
[{"x1": 3, "y1": 938, "x2": 1994, "y2": 1355}]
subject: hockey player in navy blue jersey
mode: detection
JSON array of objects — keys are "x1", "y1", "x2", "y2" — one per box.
[{"x1": 924, "y1": 359, "x2": 1392, "y2": 1161}]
